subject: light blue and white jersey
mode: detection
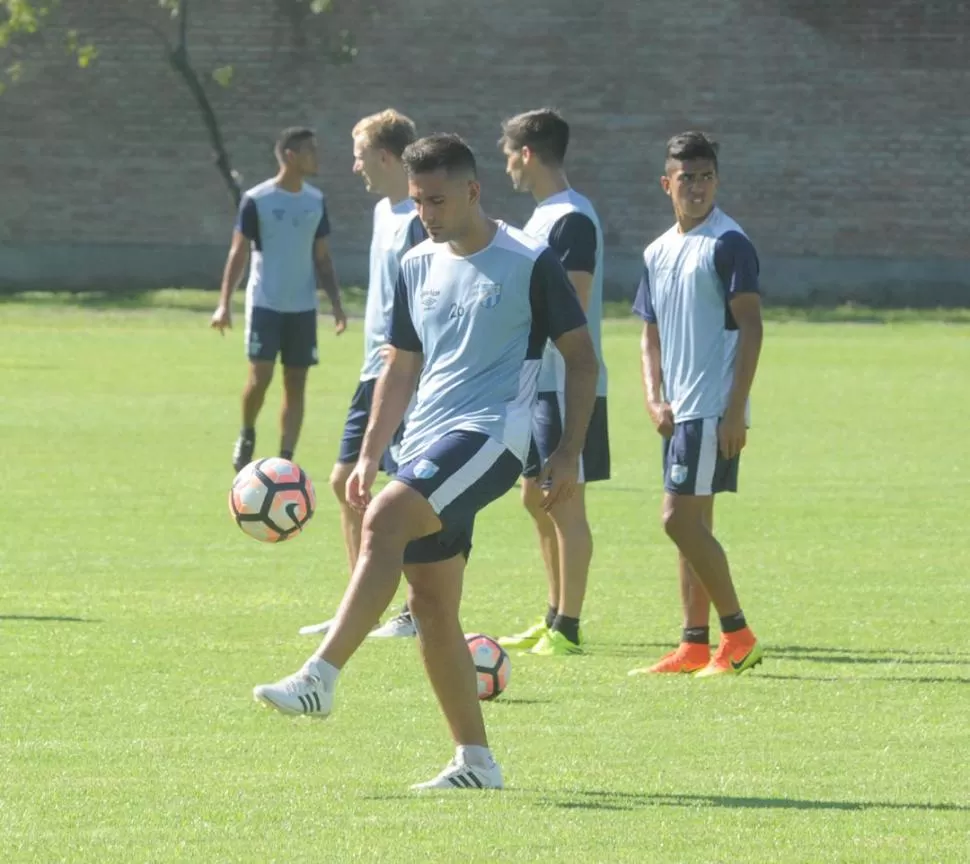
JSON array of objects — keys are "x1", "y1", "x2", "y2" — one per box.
[
  {"x1": 524, "y1": 189, "x2": 607, "y2": 396},
  {"x1": 390, "y1": 222, "x2": 587, "y2": 465},
  {"x1": 633, "y1": 207, "x2": 760, "y2": 422},
  {"x1": 360, "y1": 197, "x2": 425, "y2": 380},
  {"x1": 236, "y1": 178, "x2": 331, "y2": 313}
]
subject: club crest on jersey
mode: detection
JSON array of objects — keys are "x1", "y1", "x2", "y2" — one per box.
[{"x1": 477, "y1": 282, "x2": 502, "y2": 309}]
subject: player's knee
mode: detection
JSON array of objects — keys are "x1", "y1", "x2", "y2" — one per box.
[
  {"x1": 520, "y1": 479, "x2": 544, "y2": 518},
  {"x1": 247, "y1": 368, "x2": 273, "y2": 392},
  {"x1": 329, "y1": 464, "x2": 350, "y2": 504},
  {"x1": 360, "y1": 493, "x2": 415, "y2": 547},
  {"x1": 548, "y1": 492, "x2": 589, "y2": 534},
  {"x1": 282, "y1": 367, "x2": 307, "y2": 395},
  {"x1": 407, "y1": 581, "x2": 454, "y2": 631},
  {"x1": 662, "y1": 502, "x2": 699, "y2": 542}
]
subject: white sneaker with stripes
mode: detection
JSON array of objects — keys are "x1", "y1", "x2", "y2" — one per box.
[
  {"x1": 253, "y1": 664, "x2": 334, "y2": 718},
  {"x1": 298, "y1": 618, "x2": 334, "y2": 636},
  {"x1": 411, "y1": 757, "x2": 504, "y2": 791},
  {"x1": 368, "y1": 612, "x2": 418, "y2": 639}
]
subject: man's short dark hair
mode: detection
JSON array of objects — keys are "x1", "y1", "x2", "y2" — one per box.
[
  {"x1": 275, "y1": 127, "x2": 315, "y2": 160},
  {"x1": 665, "y1": 131, "x2": 719, "y2": 171},
  {"x1": 401, "y1": 134, "x2": 478, "y2": 179},
  {"x1": 499, "y1": 108, "x2": 570, "y2": 166}
]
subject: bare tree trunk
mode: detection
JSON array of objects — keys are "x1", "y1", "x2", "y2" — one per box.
[{"x1": 166, "y1": 0, "x2": 242, "y2": 207}]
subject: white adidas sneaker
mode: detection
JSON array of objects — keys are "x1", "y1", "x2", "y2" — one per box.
[
  {"x1": 368, "y1": 612, "x2": 418, "y2": 639},
  {"x1": 298, "y1": 618, "x2": 334, "y2": 636},
  {"x1": 411, "y1": 757, "x2": 504, "y2": 791},
  {"x1": 253, "y1": 664, "x2": 334, "y2": 718}
]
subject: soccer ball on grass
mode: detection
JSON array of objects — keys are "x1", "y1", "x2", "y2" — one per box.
[{"x1": 466, "y1": 633, "x2": 511, "y2": 700}]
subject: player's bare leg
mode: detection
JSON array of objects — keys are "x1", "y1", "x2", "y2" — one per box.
[
  {"x1": 681, "y1": 496, "x2": 713, "y2": 630},
  {"x1": 663, "y1": 494, "x2": 738, "y2": 614},
  {"x1": 499, "y1": 479, "x2": 560, "y2": 651},
  {"x1": 235, "y1": 360, "x2": 274, "y2": 470},
  {"x1": 279, "y1": 365, "x2": 308, "y2": 459},
  {"x1": 527, "y1": 484, "x2": 591, "y2": 654},
  {"x1": 549, "y1": 485, "x2": 592, "y2": 619},
  {"x1": 330, "y1": 461, "x2": 362, "y2": 575},
  {"x1": 661, "y1": 493, "x2": 761, "y2": 677},
  {"x1": 522, "y1": 478, "x2": 560, "y2": 611},
  {"x1": 498, "y1": 477, "x2": 559, "y2": 651},
  {"x1": 298, "y1": 461, "x2": 362, "y2": 636},
  {"x1": 406, "y1": 556, "x2": 503, "y2": 790},
  {"x1": 255, "y1": 481, "x2": 438, "y2": 711},
  {"x1": 314, "y1": 481, "x2": 435, "y2": 666},
  {"x1": 301, "y1": 461, "x2": 413, "y2": 638},
  {"x1": 406, "y1": 556, "x2": 486, "y2": 748}
]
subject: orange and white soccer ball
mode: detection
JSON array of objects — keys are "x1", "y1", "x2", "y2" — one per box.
[
  {"x1": 465, "y1": 633, "x2": 511, "y2": 700},
  {"x1": 228, "y1": 457, "x2": 316, "y2": 543}
]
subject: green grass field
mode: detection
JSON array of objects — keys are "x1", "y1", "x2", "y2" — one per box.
[{"x1": 1, "y1": 294, "x2": 969, "y2": 863}]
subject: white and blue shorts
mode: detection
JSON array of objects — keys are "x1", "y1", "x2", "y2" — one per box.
[{"x1": 663, "y1": 417, "x2": 740, "y2": 496}]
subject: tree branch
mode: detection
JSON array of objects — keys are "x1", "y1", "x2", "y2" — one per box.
[{"x1": 165, "y1": 0, "x2": 240, "y2": 206}]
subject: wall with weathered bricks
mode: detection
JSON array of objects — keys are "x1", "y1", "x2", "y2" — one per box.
[{"x1": 1, "y1": 0, "x2": 968, "y2": 302}]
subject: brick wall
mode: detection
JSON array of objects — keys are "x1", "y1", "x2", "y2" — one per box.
[{"x1": 1, "y1": 0, "x2": 968, "y2": 302}]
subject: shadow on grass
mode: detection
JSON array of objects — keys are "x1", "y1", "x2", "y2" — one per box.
[
  {"x1": 361, "y1": 789, "x2": 970, "y2": 813},
  {"x1": 542, "y1": 790, "x2": 970, "y2": 813},
  {"x1": 0, "y1": 614, "x2": 100, "y2": 623},
  {"x1": 768, "y1": 644, "x2": 970, "y2": 667},
  {"x1": 759, "y1": 672, "x2": 970, "y2": 685}
]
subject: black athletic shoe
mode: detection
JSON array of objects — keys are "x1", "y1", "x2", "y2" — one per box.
[{"x1": 232, "y1": 435, "x2": 255, "y2": 472}]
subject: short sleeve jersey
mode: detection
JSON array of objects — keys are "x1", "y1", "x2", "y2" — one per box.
[
  {"x1": 632, "y1": 207, "x2": 760, "y2": 422},
  {"x1": 389, "y1": 222, "x2": 587, "y2": 465},
  {"x1": 236, "y1": 178, "x2": 331, "y2": 313},
  {"x1": 360, "y1": 198, "x2": 426, "y2": 380},
  {"x1": 523, "y1": 189, "x2": 607, "y2": 396}
]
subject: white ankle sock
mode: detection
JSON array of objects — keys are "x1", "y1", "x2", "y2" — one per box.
[
  {"x1": 304, "y1": 656, "x2": 339, "y2": 686},
  {"x1": 457, "y1": 745, "x2": 495, "y2": 769}
]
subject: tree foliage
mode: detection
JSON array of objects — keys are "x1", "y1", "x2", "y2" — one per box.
[{"x1": 0, "y1": 0, "x2": 350, "y2": 205}]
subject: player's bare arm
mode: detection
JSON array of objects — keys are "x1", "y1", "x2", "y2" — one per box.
[
  {"x1": 212, "y1": 230, "x2": 249, "y2": 333},
  {"x1": 566, "y1": 270, "x2": 594, "y2": 312},
  {"x1": 313, "y1": 236, "x2": 348, "y2": 335},
  {"x1": 347, "y1": 347, "x2": 422, "y2": 510},
  {"x1": 640, "y1": 321, "x2": 673, "y2": 436},
  {"x1": 719, "y1": 293, "x2": 763, "y2": 459},
  {"x1": 538, "y1": 325, "x2": 598, "y2": 510}
]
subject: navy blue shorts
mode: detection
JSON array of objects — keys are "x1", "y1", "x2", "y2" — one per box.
[
  {"x1": 395, "y1": 430, "x2": 522, "y2": 565},
  {"x1": 663, "y1": 417, "x2": 739, "y2": 496},
  {"x1": 337, "y1": 378, "x2": 402, "y2": 475},
  {"x1": 523, "y1": 393, "x2": 611, "y2": 483},
  {"x1": 245, "y1": 306, "x2": 318, "y2": 368}
]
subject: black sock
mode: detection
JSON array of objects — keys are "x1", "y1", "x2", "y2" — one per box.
[
  {"x1": 241, "y1": 426, "x2": 255, "y2": 441},
  {"x1": 551, "y1": 614, "x2": 580, "y2": 645},
  {"x1": 682, "y1": 626, "x2": 710, "y2": 645},
  {"x1": 279, "y1": 449, "x2": 294, "y2": 461},
  {"x1": 545, "y1": 605, "x2": 558, "y2": 629},
  {"x1": 399, "y1": 602, "x2": 410, "y2": 617},
  {"x1": 719, "y1": 611, "x2": 747, "y2": 634}
]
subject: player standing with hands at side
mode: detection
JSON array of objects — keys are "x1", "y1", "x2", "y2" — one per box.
[
  {"x1": 631, "y1": 131, "x2": 764, "y2": 677},
  {"x1": 212, "y1": 127, "x2": 347, "y2": 472}
]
